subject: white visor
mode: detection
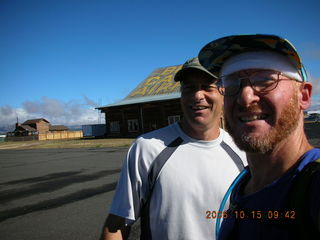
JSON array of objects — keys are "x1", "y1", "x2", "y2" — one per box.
[{"x1": 221, "y1": 51, "x2": 303, "y2": 81}]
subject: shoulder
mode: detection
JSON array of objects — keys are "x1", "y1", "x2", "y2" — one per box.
[
  {"x1": 220, "y1": 129, "x2": 247, "y2": 162},
  {"x1": 307, "y1": 157, "x2": 320, "y2": 231},
  {"x1": 297, "y1": 148, "x2": 320, "y2": 171},
  {"x1": 134, "y1": 123, "x2": 181, "y2": 148},
  {"x1": 295, "y1": 149, "x2": 320, "y2": 230},
  {"x1": 303, "y1": 148, "x2": 320, "y2": 159},
  {"x1": 127, "y1": 123, "x2": 182, "y2": 165},
  {"x1": 220, "y1": 128, "x2": 237, "y2": 147}
]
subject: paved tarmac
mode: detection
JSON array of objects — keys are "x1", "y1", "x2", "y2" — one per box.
[
  {"x1": 0, "y1": 123, "x2": 319, "y2": 240},
  {"x1": 0, "y1": 147, "x2": 140, "y2": 240}
]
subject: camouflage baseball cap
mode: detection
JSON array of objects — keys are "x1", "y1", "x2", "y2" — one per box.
[
  {"x1": 174, "y1": 57, "x2": 217, "y2": 82},
  {"x1": 198, "y1": 34, "x2": 307, "y2": 81}
]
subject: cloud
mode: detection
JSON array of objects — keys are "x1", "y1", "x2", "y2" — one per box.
[
  {"x1": 0, "y1": 105, "x2": 15, "y2": 116},
  {"x1": 0, "y1": 105, "x2": 18, "y2": 130},
  {"x1": 83, "y1": 95, "x2": 98, "y2": 107},
  {"x1": 309, "y1": 72, "x2": 320, "y2": 94},
  {"x1": 0, "y1": 96, "x2": 104, "y2": 131},
  {"x1": 302, "y1": 42, "x2": 320, "y2": 60},
  {"x1": 307, "y1": 73, "x2": 320, "y2": 112}
]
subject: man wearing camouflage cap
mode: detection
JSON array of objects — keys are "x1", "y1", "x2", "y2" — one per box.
[
  {"x1": 199, "y1": 34, "x2": 320, "y2": 239},
  {"x1": 100, "y1": 57, "x2": 246, "y2": 240}
]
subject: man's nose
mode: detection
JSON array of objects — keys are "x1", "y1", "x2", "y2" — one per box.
[
  {"x1": 194, "y1": 89, "x2": 205, "y2": 101},
  {"x1": 237, "y1": 83, "x2": 260, "y2": 107}
]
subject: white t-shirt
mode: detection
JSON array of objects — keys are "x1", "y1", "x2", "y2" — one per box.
[{"x1": 110, "y1": 122, "x2": 246, "y2": 240}]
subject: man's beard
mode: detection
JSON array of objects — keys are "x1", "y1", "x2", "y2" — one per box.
[{"x1": 225, "y1": 93, "x2": 300, "y2": 154}]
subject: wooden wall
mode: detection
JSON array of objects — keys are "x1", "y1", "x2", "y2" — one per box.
[
  {"x1": 6, "y1": 131, "x2": 83, "y2": 141},
  {"x1": 38, "y1": 131, "x2": 83, "y2": 141},
  {"x1": 36, "y1": 121, "x2": 50, "y2": 133},
  {"x1": 103, "y1": 99, "x2": 182, "y2": 137}
]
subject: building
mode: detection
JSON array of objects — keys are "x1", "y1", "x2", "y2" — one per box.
[
  {"x1": 0, "y1": 134, "x2": 6, "y2": 142},
  {"x1": 97, "y1": 64, "x2": 183, "y2": 137},
  {"x1": 6, "y1": 118, "x2": 83, "y2": 141},
  {"x1": 82, "y1": 124, "x2": 107, "y2": 138}
]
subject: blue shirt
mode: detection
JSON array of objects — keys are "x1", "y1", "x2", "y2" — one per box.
[{"x1": 219, "y1": 148, "x2": 320, "y2": 240}]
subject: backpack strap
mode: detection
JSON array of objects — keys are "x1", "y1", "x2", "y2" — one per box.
[
  {"x1": 140, "y1": 137, "x2": 183, "y2": 240},
  {"x1": 221, "y1": 140, "x2": 245, "y2": 171},
  {"x1": 288, "y1": 158, "x2": 320, "y2": 239},
  {"x1": 224, "y1": 159, "x2": 320, "y2": 239}
]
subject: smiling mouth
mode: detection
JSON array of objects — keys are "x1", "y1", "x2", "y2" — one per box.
[
  {"x1": 239, "y1": 114, "x2": 268, "y2": 123},
  {"x1": 191, "y1": 106, "x2": 208, "y2": 110}
]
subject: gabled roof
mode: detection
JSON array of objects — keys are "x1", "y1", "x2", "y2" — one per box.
[
  {"x1": 104, "y1": 92, "x2": 180, "y2": 107},
  {"x1": 97, "y1": 64, "x2": 182, "y2": 109},
  {"x1": 49, "y1": 125, "x2": 69, "y2": 131},
  {"x1": 17, "y1": 125, "x2": 37, "y2": 132},
  {"x1": 23, "y1": 118, "x2": 50, "y2": 125}
]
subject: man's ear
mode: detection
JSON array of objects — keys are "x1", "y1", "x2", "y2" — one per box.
[{"x1": 299, "y1": 82, "x2": 312, "y2": 110}]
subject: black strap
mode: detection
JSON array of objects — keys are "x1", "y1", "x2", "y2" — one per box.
[
  {"x1": 140, "y1": 137, "x2": 183, "y2": 240},
  {"x1": 221, "y1": 141, "x2": 245, "y2": 172},
  {"x1": 228, "y1": 159, "x2": 320, "y2": 239},
  {"x1": 287, "y1": 158, "x2": 320, "y2": 239}
]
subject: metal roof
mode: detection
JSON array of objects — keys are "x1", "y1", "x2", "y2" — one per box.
[
  {"x1": 23, "y1": 118, "x2": 50, "y2": 124},
  {"x1": 18, "y1": 125, "x2": 37, "y2": 132},
  {"x1": 103, "y1": 92, "x2": 181, "y2": 108},
  {"x1": 97, "y1": 64, "x2": 182, "y2": 109}
]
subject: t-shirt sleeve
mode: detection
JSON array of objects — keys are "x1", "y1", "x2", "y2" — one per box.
[{"x1": 108, "y1": 139, "x2": 151, "y2": 223}]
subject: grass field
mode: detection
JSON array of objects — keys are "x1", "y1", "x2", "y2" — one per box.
[{"x1": 0, "y1": 138, "x2": 135, "y2": 150}]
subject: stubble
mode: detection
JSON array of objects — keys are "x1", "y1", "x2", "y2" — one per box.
[{"x1": 225, "y1": 92, "x2": 300, "y2": 154}]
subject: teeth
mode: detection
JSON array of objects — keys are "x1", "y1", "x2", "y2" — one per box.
[
  {"x1": 192, "y1": 106, "x2": 207, "y2": 110},
  {"x1": 240, "y1": 114, "x2": 267, "y2": 122}
]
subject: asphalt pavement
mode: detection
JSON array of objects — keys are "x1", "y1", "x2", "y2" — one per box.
[
  {"x1": 0, "y1": 147, "x2": 142, "y2": 240},
  {"x1": 0, "y1": 123, "x2": 319, "y2": 240}
]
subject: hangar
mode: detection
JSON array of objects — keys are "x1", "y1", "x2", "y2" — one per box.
[{"x1": 97, "y1": 64, "x2": 183, "y2": 137}]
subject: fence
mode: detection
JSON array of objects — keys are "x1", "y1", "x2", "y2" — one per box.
[
  {"x1": 38, "y1": 131, "x2": 83, "y2": 141},
  {"x1": 6, "y1": 131, "x2": 83, "y2": 141}
]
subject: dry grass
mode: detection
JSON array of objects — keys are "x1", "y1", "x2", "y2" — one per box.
[
  {"x1": 0, "y1": 138, "x2": 135, "y2": 150},
  {"x1": 1, "y1": 123, "x2": 319, "y2": 150}
]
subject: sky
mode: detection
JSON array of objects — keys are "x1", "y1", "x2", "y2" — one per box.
[{"x1": 1, "y1": 0, "x2": 320, "y2": 130}]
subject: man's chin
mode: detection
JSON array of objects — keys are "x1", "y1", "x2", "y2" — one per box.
[
  {"x1": 226, "y1": 109, "x2": 299, "y2": 154},
  {"x1": 182, "y1": 118, "x2": 207, "y2": 129},
  {"x1": 233, "y1": 133, "x2": 275, "y2": 154},
  {"x1": 189, "y1": 117, "x2": 209, "y2": 126}
]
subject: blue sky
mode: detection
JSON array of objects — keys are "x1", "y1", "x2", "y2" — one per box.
[{"x1": 1, "y1": 0, "x2": 319, "y2": 128}]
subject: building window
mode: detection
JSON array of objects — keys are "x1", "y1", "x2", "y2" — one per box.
[
  {"x1": 128, "y1": 119, "x2": 139, "y2": 132},
  {"x1": 110, "y1": 121, "x2": 120, "y2": 133},
  {"x1": 150, "y1": 122, "x2": 157, "y2": 131},
  {"x1": 168, "y1": 115, "x2": 180, "y2": 125}
]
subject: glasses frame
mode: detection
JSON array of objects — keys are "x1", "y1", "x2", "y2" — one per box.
[{"x1": 218, "y1": 70, "x2": 302, "y2": 96}]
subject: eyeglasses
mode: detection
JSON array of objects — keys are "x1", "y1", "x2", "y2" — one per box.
[{"x1": 218, "y1": 70, "x2": 302, "y2": 96}]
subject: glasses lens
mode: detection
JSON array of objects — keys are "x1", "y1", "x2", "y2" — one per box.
[
  {"x1": 221, "y1": 75, "x2": 240, "y2": 96},
  {"x1": 250, "y1": 70, "x2": 278, "y2": 92},
  {"x1": 221, "y1": 70, "x2": 281, "y2": 96}
]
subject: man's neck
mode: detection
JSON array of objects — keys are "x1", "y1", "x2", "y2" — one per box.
[
  {"x1": 179, "y1": 121, "x2": 220, "y2": 141},
  {"x1": 244, "y1": 125, "x2": 313, "y2": 195}
]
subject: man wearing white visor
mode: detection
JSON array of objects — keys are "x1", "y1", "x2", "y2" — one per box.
[{"x1": 198, "y1": 34, "x2": 320, "y2": 240}]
